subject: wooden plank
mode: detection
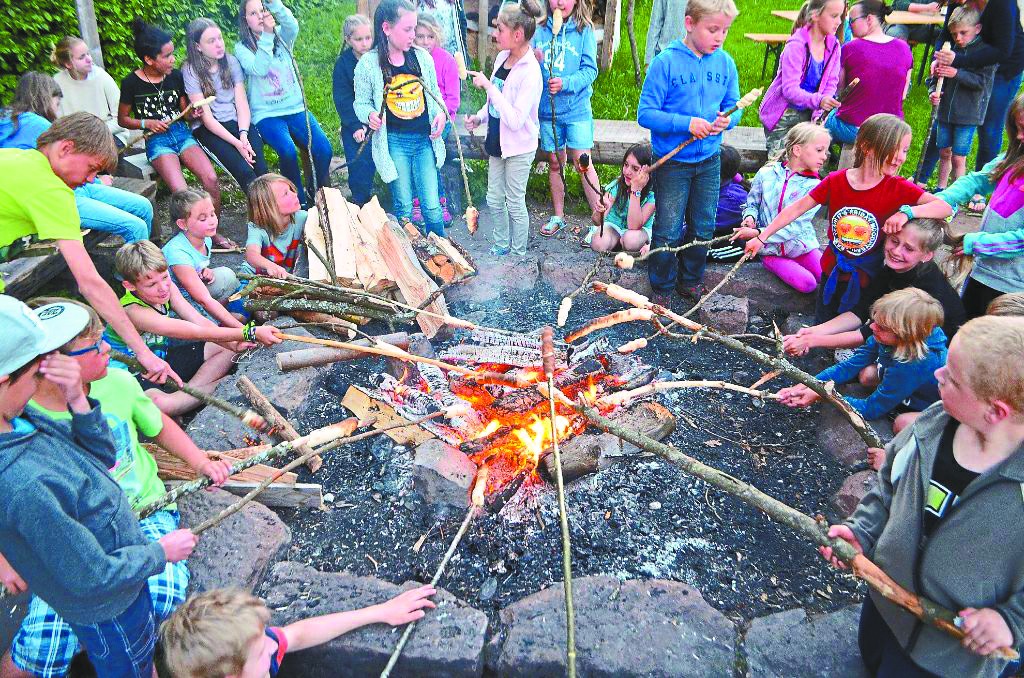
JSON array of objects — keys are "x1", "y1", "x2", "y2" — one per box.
[
  {"x1": 600, "y1": 0, "x2": 621, "y2": 69},
  {"x1": 165, "y1": 480, "x2": 323, "y2": 509},
  {"x1": 342, "y1": 384, "x2": 437, "y2": 447},
  {"x1": 744, "y1": 33, "x2": 790, "y2": 44},
  {"x1": 304, "y1": 192, "x2": 359, "y2": 286}
]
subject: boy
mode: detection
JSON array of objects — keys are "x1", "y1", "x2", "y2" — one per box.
[
  {"x1": 0, "y1": 298, "x2": 232, "y2": 678},
  {"x1": 916, "y1": 7, "x2": 997, "y2": 189},
  {"x1": 159, "y1": 586, "x2": 437, "y2": 677},
  {"x1": 108, "y1": 240, "x2": 280, "y2": 416},
  {"x1": 822, "y1": 315, "x2": 1024, "y2": 677},
  {"x1": 0, "y1": 295, "x2": 196, "y2": 678},
  {"x1": 0, "y1": 112, "x2": 173, "y2": 384},
  {"x1": 637, "y1": 0, "x2": 742, "y2": 306}
]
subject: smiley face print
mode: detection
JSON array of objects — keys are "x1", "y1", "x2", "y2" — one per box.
[
  {"x1": 831, "y1": 206, "x2": 879, "y2": 257},
  {"x1": 385, "y1": 73, "x2": 426, "y2": 120}
]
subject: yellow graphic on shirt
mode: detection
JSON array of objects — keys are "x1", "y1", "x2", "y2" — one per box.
[
  {"x1": 831, "y1": 206, "x2": 879, "y2": 257},
  {"x1": 385, "y1": 73, "x2": 426, "y2": 120}
]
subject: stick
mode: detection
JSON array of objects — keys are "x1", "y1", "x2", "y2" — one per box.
[
  {"x1": 542, "y1": 327, "x2": 577, "y2": 677},
  {"x1": 683, "y1": 252, "x2": 751, "y2": 319},
  {"x1": 109, "y1": 350, "x2": 269, "y2": 432},
  {"x1": 914, "y1": 43, "x2": 952, "y2": 183},
  {"x1": 571, "y1": 403, "x2": 1019, "y2": 661},
  {"x1": 599, "y1": 379, "x2": 781, "y2": 408},
  {"x1": 276, "y1": 332, "x2": 411, "y2": 371},
  {"x1": 236, "y1": 376, "x2": 323, "y2": 473},
  {"x1": 813, "y1": 77, "x2": 859, "y2": 125},
  {"x1": 626, "y1": 0, "x2": 642, "y2": 86},
  {"x1": 118, "y1": 96, "x2": 215, "y2": 155}
]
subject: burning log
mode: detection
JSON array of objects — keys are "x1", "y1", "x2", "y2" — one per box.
[
  {"x1": 276, "y1": 332, "x2": 411, "y2": 371},
  {"x1": 441, "y1": 343, "x2": 559, "y2": 369},
  {"x1": 459, "y1": 426, "x2": 513, "y2": 456},
  {"x1": 236, "y1": 376, "x2": 323, "y2": 473}
]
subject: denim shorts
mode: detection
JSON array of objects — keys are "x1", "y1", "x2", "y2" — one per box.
[
  {"x1": 934, "y1": 122, "x2": 977, "y2": 157},
  {"x1": 539, "y1": 118, "x2": 594, "y2": 152},
  {"x1": 145, "y1": 121, "x2": 198, "y2": 161}
]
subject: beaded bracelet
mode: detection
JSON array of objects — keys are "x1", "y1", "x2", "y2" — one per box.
[{"x1": 242, "y1": 321, "x2": 257, "y2": 342}]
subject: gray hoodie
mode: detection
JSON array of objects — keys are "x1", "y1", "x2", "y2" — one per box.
[
  {"x1": 0, "y1": 403, "x2": 165, "y2": 624},
  {"x1": 847, "y1": 402, "x2": 1024, "y2": 677},
  {"x1": 934, "y1": 37, "x2": 997, "y2": 127}
]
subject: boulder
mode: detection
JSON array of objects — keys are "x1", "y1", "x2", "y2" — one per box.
[
  {"x1": 814, "y1": 401, "x2": 892, "y2": 468},
  {"x1": 698, "y1": 294, "x2": 749, "y2": 335},
  {"x1": 703, "y1": 262, "x2": 816, "y2": 316},
  {"x1": 486, "y1": 576, "x2": 735, "y2": 677},
  {"x1": 832, "y1": 471, "x2": 878, "y2": 517},
  {"x1": 744, "y1": 605, "x2": 867, "y2": 678},
  {"x1": 178, "y1": 487, "x2": 291, "y2": 594},
  {"x1": 264, "y1": 562, "x2": 487, "y2": 677},
  {"x1": 412, "y1": 439, "x2": 477, "y2": 508}
]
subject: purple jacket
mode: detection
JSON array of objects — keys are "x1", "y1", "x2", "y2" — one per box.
[{"x1": 759, "y1": 26, "x2": 841, "y2": 131}]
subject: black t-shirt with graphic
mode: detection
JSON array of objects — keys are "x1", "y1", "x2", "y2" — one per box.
[
  {"x1": 923, "y1": 420, "x2": 980, "y2": 536},
  {"x1": 485, "y1": 63, "x2": 511, "y2": 158},
  {"x1": 119, "y1": 69, "x2": 186, "y2": 121},
  {"x1": 383, "y1": 56, "x2": 429, "y2": 134}
]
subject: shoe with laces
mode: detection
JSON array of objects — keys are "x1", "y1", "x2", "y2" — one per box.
[{"x1": 676, "y1": 282, "x2": 709, "y2": 302}]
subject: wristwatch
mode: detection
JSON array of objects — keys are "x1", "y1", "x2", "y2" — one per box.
[
  {"x1": 898, "y1": 204, "x2": 915, "y2": 220},
  {"x1": 632, "y1": 190, "x2": 642, "y2": 198}
]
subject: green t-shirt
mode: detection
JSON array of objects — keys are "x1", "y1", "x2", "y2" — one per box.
[
  {"x1": 0, "y1": 149, "x2": 80, "y2": 291},
  {"x1": 28, "y1": 367, "x2": 168, "y2": 510}
]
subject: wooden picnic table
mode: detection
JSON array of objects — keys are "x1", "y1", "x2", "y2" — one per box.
[
  {"x1": 771, "y1": 8, "x2": 943, "y2": 24},
  {"x1": 745, "y1": 33, "x2": 791, "y2": 78}
]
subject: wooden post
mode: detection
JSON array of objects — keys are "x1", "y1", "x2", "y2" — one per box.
[
  {"x1": 75, "y1": 0, "x2": 104, "y2": 68},
  {"x1": 600, "y1": 0, "x2": 622, "y2": 70},
  {"x1": 477, "y1": 0, "x2": 490, "y2": 69}
]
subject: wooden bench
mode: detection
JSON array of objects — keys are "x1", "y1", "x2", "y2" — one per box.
[{"x1": 745, "y1": 33, "x2": 790, "y2": 79}]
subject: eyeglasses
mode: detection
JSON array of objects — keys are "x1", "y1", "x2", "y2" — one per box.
[
  {"x1": 849, "y1": 14, "x2": 868, "y2": 23},
  {"x1": 66, "y1": 339, "x2": 106, "y2": 357}
]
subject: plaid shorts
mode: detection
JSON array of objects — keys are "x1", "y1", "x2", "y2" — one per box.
[{"x1": 11, "y1": 510, "x2": 189, "y2": 678}]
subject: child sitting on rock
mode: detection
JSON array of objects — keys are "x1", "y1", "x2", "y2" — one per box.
[
  {"x1": 586, "y1": 143, "x2": 656, "y2": 255},
  {"x1": 241, "y1": 174, "x2": 307, "y2": 278},
  {"x1": 158, "y1": 586, "x2": 437, "y2": 676}
]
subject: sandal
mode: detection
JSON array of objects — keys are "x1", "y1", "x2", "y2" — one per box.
[
  {"x1": 540, "y1": 216, "x2": 565, "y2": 237},
  {"x1": 967, "y1": 194, "x2": 987, "y2": 214}
]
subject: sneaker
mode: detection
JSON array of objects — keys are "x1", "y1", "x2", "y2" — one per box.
[
  {"x1": 412, "y1": 198, "x2": 423, "y2": 224},
  {"x1": 676, "y1": 282, "x2": 709, "y2": 302},
  {"x1": 651, "y1": 292, "x2": 672, "y2": 308},
  {"x1": 490, "y1": 244, "x2": 511, "y2": 256}
]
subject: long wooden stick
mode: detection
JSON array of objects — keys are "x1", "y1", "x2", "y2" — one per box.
[
  {"x1": 599, "y1": 379, "x2": 780, "y2": 408},
  {"x1": 683, "y1": 252, "x2": 751, "y2": 318},
  {"x1": 118, "y1": 96, "x2": 215, "y2": 155},
  {"x1": 812, "y1": 77, "x2": 859, "y2": 125},
  {"x1": 276, "y1": 332, "x2": 482, "y2": 376},
  {"x1": 571, "y1": 403, "x2": 1019, "y2": 661},
  {"x1": 236, "y1": 376, "x2": 323, "y2": 473}
]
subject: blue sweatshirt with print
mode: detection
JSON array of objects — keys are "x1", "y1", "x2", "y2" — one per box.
[
  {"x1": 532, "y1": 16, "x2": 598, "y2": 123},
  {"x1": 637, "y1": 40, "x2": 741, "y2": 163},
  {"x1": 233, "y1": 0, "x2": 304, "y2": 124}
]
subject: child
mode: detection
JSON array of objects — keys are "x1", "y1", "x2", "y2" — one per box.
[
  {"x1": 707, "y1": 144, "x2": 749, "y2": 263},
  {"x1": 915, "y1": 7, "x2": 997, "y2": 190},
  {"x1": 534, "y1": 0, "x2": 602, "y2": 237},
  {"x1": 0, "y1": 72, "x2": 61, "y2": 150},
  {"x1": 464, "y1": 0, "x2": 544, "y2": 256},
  {"x1": 0, "y1": 295, "x2": 197, "y2": 678},
  {"x1": 184, "y1": 17, "x2": 269, "y2": 193},
  {"x1": 784, "y1": 218, "x2": 966, "y2": 354},
  {"x1": 1, "y1": 298, "x2": 231, "y2": 678},
  {"x1": 645, "y1": 0, "x2": 688, "y2": 67},
  {"x1": 637, "y1": 0, "x2": 741, "y2": 305},
  {"x1": 988, "y1": 292, "x2": 1024, "y2": 316},
  {"x1": 236, "y1": 0, "x2": 334, "y2": 208},
  {"x1": 354, "y1": 0, "x2": 449, "y2": 237},
  {"x1": 333, "y1": 14, "x2": 377, "y2": 206},
  {"x1": 118, "y1": 20, "x2": 222, "y2": 226},
  {"x1": 241, "y1": 173, "x2": 307, "y2": 277},
  {"x1": 417, "y1": 0, "x2": 467, "y2": 61},
  {"x1": 821, "y1": 315, "x2": 1024, "y2": 677},
  {"x1": 777, "y1": 287, "x2": 947, "y2": 422},
  {"x1": 163, "y1": 189, "x2": 246, "y2": 326},
  {"x1": 740, "y1": 113, "x2": 938, "y2": 322},
  {"x1": 52, "y1": 36, "x2": 130, "y2": 147},
  {"x1": 108, "y1": 240, "x2": 280, "y2": 415},
  {"x1": 732, "y1": 122, "x2": 827, "y2": 293},
  {"x1": 159, "y1": 586, "x2": 437, "y2": 677},
  {"x1": 586, "y1": 143, "x2": 656, "y2": 255},
  {"x1": 759, "y1": 0, "x2": 843, "y2": 157}
]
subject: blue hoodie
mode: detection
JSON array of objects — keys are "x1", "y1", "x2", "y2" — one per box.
[
  {"x1": 637, "y1": 39, "x2": 740, "y2": 163},
  {"x1": 532, "y1": 16, "x2": 598, "y2": 123},
  {"x1": 0, "y1": 112, "x2": 51, "y2": 150},
  {"x1": 816, "y1": 326, "x2": 947, "y2": 420}
]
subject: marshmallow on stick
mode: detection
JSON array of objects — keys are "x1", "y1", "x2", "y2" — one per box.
[
  {"x1": 552, "y1": 8, "x2": 564, "y2": 34},
  {"x1": 455, "y1": 52, "x2": 468, "y2": 80}
]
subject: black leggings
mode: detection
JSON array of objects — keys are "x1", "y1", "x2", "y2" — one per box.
[
  {"x1": 193, "y1": 119, "x2": 268, "y2": 192},
  {"x1": 961, "y1": 277, "x2": 1006, "y2": 321}
]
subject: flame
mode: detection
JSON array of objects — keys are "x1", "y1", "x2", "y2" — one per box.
[
  {"x1": 474, "y1": 419, "x2": 501, "y2": 439},
  {"x1": 511, "y1": 413, "x2": 572, "y2": 466}
]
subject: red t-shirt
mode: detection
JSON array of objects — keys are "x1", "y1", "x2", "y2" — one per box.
[{"x1": 809, "y1": 169, "x2": 924, "y2": 281}]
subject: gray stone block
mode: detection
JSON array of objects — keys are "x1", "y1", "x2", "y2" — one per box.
[{"x1": 744, "y1": 605, "x2": 867, "y2": 678}]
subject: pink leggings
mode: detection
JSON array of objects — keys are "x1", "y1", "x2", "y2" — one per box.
[{"x1": 761, "y1": 250, "x2": 823, "y2": 293}]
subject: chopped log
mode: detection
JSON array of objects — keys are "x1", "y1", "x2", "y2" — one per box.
[
  {"x1": 276, "y1": 332, "x2": 411, "y2": 371},
  {"x1": 403, "y1": 223, "x2": 476, "y2": 284},
  {"x1": 284, "y1": 310, "x2": 356, "y2": 339},
  {"x1": 236, "y1": 376, "x2": 323, "y2": 473},
  {"x1": 337, "y1": 188, "x2": 395, "y2": 293},
  {"x1": 165, "y1": 480, "x2": 322, "y2": 509},
  {"x1": 147, "y1": 444, "x2": 297, "y2": 485},
  {"x1": 429, "y1": 233, "x2": 476, "y2": 273},
  {"x1": 243, "y1": 297, "x2": 397, "y2": 323},
  {"x1": 305, "y1": 190, "x2": 358, "y2": 285},
  {"x1": 341, "y1": 384, "x2": 437, "y2": 446}
]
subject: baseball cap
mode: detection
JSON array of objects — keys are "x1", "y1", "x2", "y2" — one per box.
[{"x1": 0, "y1": 296, "x2": 91, "y2": 376}]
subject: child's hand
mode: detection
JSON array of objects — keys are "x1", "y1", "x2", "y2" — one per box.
[
  {"x1": 264, "y1": 262, "x2": 288, "y2": 279},
  {"x1": 689, "y1": 117, "x2": 714, "y2": 139},
  {"x1": 262, "y1": 11, "x2": 277, "y2": 33},
  {"x1": 464, "y1": 114, "x2": 481, "y2": 132},
  {"x1": 548, "y1": 77, "x2": 563, "y2": 95},
  {"x1": 730, "y1": 226, "x2": 760, "y2": 242},
  {"x1": 628, "y1": 170, "x2": 650, "y2": 192},
  {"x1": 866, "y1": 447, "x2": 886, "y2": 470},
  {"x1": 469, "y1": 70, "x2": 490, "y2": 90},
  {"x1": 145, "y1": 118, "x2": 169, "y2": 134},
  {"x1": 776, "y1": 384, "x2": 819, "y2": 407},
  {"x1": 709, "y1": 112, "x2": 730, "y2": 135},
  {"x1": 197, "y1": 458, "x2": 233, "y2": 486},
  {"x1": 376, "y1": 585, "x2": 437, "y2": 625},
  {"x1": 639, "y1": 243, "x2": 650, "y2": 257},
  {"x1": 934, "y1": 47, "x2": 955, "y2": 66},
  {"x1": 200, "y1": 267, "x2": 216, "y2": 284},
  {"x1": 353, "y1": 127, "x2": 367, "y2": 142},
  {"x1": 929, "y1": 91, "x2": 941, "y2": 106},
  {"x1": 935, "y1": 64, "x2": 958, "y2": 79},
  {"x1": 742, "y1": 237, "x2": 764, "y2": 257},
  {"x1": 820, "y1": 96, "x2": 840, "y2": 112},
  {"x1": 783, "y1": 330, "x2": 816, "y2": 356},
  {"x1": 883, "y1": 211, "x2": 908, "y2": 234},
  {"x1": 236, "y1": 137, "x2": 256, "y2": 164},
  {"x1": 534, "y1": 47, "x2": 545, "y2": 64},
  {"x1": 818, "y1": 524, "x2": 862, "y2": 569},
  {"x1": 429, "y1": 112, "x2": 447, "y2": 140},
  {"x1": 98, "y1": 174, "x2": 114, "y2": 186},
  {"x1": 959, "y1": 608, "x2": 1014, "y2": 656},
  {"x1": 368, "y1": 112, "x2": 383, "y2": 131},
  {"x1": 159, "y1": 529, "x2": 198, "y2": 563},
  {"x1": 254, "y1": 325, "x2": 282, "y2": 346},
  {"x1": 0, "y1": 553, "x2": 27, "y2": 596},
  {"x1": 39, "y1": 354, "x2": 88, "y2": 411}
]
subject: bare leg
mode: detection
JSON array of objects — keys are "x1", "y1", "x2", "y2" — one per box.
[
  {"x1": 937, "y1": 147, "x2": 953, "y2": 189},
  {"x1": 150, "y1": 154, "x2": 187, "y2": 193},
  {"x1": 181, "y1": 146, "x2": 222, "y2": 214},
  {"x1": 620, "y1": 229, "x2": 650, "y2": 253},
  {"x1": 950, "y1": 154, "x2": 967, "y2": 184},
  {"x1": 590, "y1": 229, "x2": 620, "y2": 252},
  {"x1": 147, "y1": 343, "x2": 235, "y2": 416},
  {"x1": 549, "y1": 150, "x2": 567, "y2": 218},
  {"x1": 893, "y1": 411, "x2": 921, "y2": 435},
  {"x1": 858, "y1": 364, "x2": 880, "y2": 388},
  {"x1": 567, "y1": 148, "x2": 602, "y2": 212}
]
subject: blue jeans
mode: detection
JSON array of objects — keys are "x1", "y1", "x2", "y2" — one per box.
[
  {"x1": 387, "y1": 131, "x2": 444, "y2": 237},
  {"x1": 649, "y1": 153, "x2": 721, "y2": 293},
  {"x1": 67, "y1": 585, "x2": 156, "y2": 678},
  {"x1": 341, "y1": 126, "x2": 377, "y2": 206},
  {"x1": 255, "y1": 111, "x2": 333, "y2": 207},
  {"x1": 977, "y1": 71, "x2": 1024, "y2": 170},
  {"x1": 74, "y1": 181, "x2": 152, "y2": 243},
  {"x1": 917, "y1": 121, "x2": 978, "y2": 184},
  {"x1": 824, "y1": 111, "x2": 860, "y2": 145}
]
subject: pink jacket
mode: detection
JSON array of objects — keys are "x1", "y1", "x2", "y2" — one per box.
[
  {"x1": 471, "y1": 49, "x2": 542, "y2": 158},
  {"x1": 758, "y1": 26, "x2": 841, "y2": 131},
  {"x1": 431, "y1": 46, "x2": 461, "y2": 118}
]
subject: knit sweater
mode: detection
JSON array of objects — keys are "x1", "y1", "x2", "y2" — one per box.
[
  {"x1": 332, "y1": 48, "x2": 363, "y2": 132},
  {"x1": 469, "y1": 49, "x2": 542, "y2": 159},
  {"x1": 233, "y1": 0, "x2": 305, "y2": 124},
  {"x1": 54, "y1": 68, "x2": 129, "y2": 144}
]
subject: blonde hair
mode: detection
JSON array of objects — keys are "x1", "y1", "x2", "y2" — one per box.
[
  {"x1": 869, "y1": 288, "x2": 944, "y2": 362},
  {"x1": 26, "y1": 297, "x2": 103, "y2": 346},
  {"x1": 115, "y1": 240, "x2": 168, "y2": 282},
  {"x1": 987, "y1": 293, "x2": 1024, "y2": 317},
  {"x1": 246, "y1": 173, "x2": 297, "y2": 237},
  {"x1": 948, "y1": 5, "x2": 981, "y2": 30},
  {"x1": 159, "y1": 589, "x2": 270, "y2": 678},
  {"x1": 416, "y1": 13, "x2": 445, "y2": 45},
  {"x1": 36, "y1": 112, "x2": 117, "y2": 172},
  {"x1": 780, "y1": 121, "x2": 830, "y2": 165},
  {"x1": 686, "y1": 0, "x2": 739, "y2": 23},
  {"x1": 792, "y1": 0, "x2": 845, "y2": 35},
  {"x1": 552, "y1": 0, "x2": 594, "y2": 31},
  {"x1": 499, "y1": 0, "x2": 544, "y2": 40},
  {"x1": 900, "y1": 217, "x2": 946, "y2": 254},
  {"x1": 50, "y1": 36, "x2": 88, "y2": 69},
  {"x1": 954, "y1": 316, "x2": 1024, "y2": 413},
  {"x1": 854, "y1": 113, "x2": 911, "y2": 173},
  {"x1": 170, "y1": 188, "x2": 213, "y2": 224},
  {"x1": 343, "y1": 13, "x2": 372, "y2": 44}
]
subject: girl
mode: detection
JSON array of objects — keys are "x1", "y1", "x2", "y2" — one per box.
[
  {"x1": 732, "y1": 122, "x2": 828, "y2": 293},
  {"x1": 759, "y1": 0, "x2": 844, "y2": 157},
  {"x1": 740, "y1": 114, "x2": 938, "y2": 322},
  {"x1": 417, "y1": 0, "x2": 468, "y2": 61},
  {"x1": 1, "y1": 72, "x2": 153, "y2": 244},
  {"x1": 51, "y1": 36, "x2": 130, "y2": 147},
  {"x1": 118, "y1": 21, "x2": 223, "y2": 224},
  {"x1": 466, "y1": 0, "x2": 544, "y2": 255},
  {"x1": 333, "y1": 14, "x2": 377, "y2": 206},
  {"x1": 777, "y1": 287, "x2": 947, "y2": 425},
  {"x1": 235, "y1": 0, "x2": 334, "y2": 207},
  {"x1": 241, "y1": 173, "x2": 307, "y2": 277},
  {"x1": 354, "y1": 0, "x2": 449, "y2": 237},
  {"x1": 534, "y1": 0, "x2": 602, "y2": 237},
  {"x1": 184, "y1": 17, "x2": 269, "y2": 193},
  {"x1": 586, "y1": 143, "x2": 656, "y2": 255}
]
